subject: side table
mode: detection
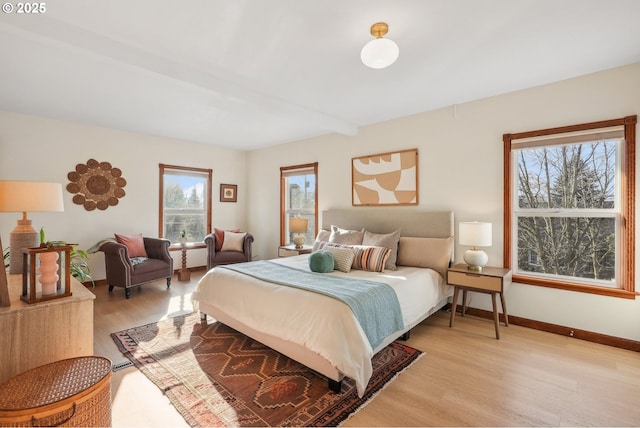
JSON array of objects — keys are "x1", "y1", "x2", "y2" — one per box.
[
  {"x1": 447, "y1": 263, "x2": 512, "y2": 339},
  {"x1": 179, "y1": 245, "x2": 190, "y2": 281},
  {"x1": 278, "y1": 244, "x2": 313, "y2": 257}
]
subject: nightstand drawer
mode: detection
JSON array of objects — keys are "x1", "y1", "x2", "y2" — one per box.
[{"x1": 448, "y1": 270, "x2": 503, "y2": 292}]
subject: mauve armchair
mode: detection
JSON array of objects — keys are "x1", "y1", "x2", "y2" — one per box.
[
  {"x1": 100, "y1": 237, "x2": 173, "y2": 299},
  {"x1": 204, "y1": 232, "x2": 254, "y2": 270}
]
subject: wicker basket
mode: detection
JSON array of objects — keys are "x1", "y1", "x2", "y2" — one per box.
[{"x1": 0, "y1": 357, "x2": 112, "y2": 427}]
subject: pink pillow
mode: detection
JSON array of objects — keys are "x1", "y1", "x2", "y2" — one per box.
[
  {"x1": 114, "y1": 233, "x2": 148, "y2": 258},
  {"x1": 214, "y1": 228, "x2": 225, "y2": 251}
]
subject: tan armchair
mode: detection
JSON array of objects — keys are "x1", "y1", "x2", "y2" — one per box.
[
  {"x1": 204, "y1": 232, "x2": 254, "y2": 270},
  {"x1": 100, "y1": 237, "x2": 173, "y2": 299}
]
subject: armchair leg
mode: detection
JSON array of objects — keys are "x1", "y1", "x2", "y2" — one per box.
[
  {"x1": 125, "y1": 288, "x2": 131, "y2": 299},
  {"x1": 166, "y1": 277, "x2": 171, "y2": 288},
  {"x1": 108, "y1": 285, "x2": 114, "y2": 292}
]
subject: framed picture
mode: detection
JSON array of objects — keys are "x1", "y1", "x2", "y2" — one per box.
[
  {"x1": 352, "y1": 148, "x2": 419, "y2": 206},
  {"x1": 220, "y1": 184, "x2": 237, "y2": 202}
]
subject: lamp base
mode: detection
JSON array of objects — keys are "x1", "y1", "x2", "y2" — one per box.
[
  {"x1": 463, "y1": 249, "x2": 488, "y2": 272},
  {"x1": 292, "y1": 234, "x2": 306, "y2": 249},
  {"x1": 9, "y1": 219, "x2": 38, "y2": 274}
]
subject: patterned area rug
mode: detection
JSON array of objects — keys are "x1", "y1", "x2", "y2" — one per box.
[{"x1": 111, "y1": 313, "x2": 423, "y2": 427}]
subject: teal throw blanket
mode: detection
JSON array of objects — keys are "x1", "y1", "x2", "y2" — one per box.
[{"x1": 219, "y1": 260, "x2": 404, "y2": 349}]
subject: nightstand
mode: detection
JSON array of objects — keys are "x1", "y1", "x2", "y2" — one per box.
[
  {"x1": 447, "y1": 263, "x2": 512, "y2": 339},
  {"x1": 278, "y1": 244, "x2": 313, "y2": 257}
]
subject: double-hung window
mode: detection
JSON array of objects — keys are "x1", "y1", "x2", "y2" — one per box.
[
  {"x1": 159, "y1": 164, "x2": 212, "y2": 245},
  {"x1": 280, "y1": 163, "x2": 318, "y2": 246},
  {"x1": 503, "y1": 116, "x2": 636, "y2": 298}
]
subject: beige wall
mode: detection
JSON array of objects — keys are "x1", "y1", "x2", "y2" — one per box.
[
  {"x1": 246, "y1": 62, "x2": 640, "y2": 341},
  {"x1": 0, "y1": 112, "x2": 247, "y2": 279},
  {"x1": 1, "y1": 62, "x2": 638, "y2": 341}
]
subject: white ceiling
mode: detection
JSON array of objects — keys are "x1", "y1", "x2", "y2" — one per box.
[{"x1": 1, "y1": 0, "x2": 639, "y2": 151}]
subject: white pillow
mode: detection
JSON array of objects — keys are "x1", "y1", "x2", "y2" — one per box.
[
  {"x1": 220, "y1": 231, "x2": 247, "y2": 252},
  {"x1": 329, "y1": 225, "x2": 364, "y2": 245},
  {"x1": 312, "y1": 229, "x2": 331, "y2": 252},
  {"x1": 324, "y1": 246, "x2": 355, "y2": 273}
]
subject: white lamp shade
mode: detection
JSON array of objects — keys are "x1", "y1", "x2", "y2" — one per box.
[
  {"x1": 459, "y1": 222, "x2": 492, "y2": 247},
  {"x1": 289, "y1": 217, "x2": 308, "y2": 234},
  {"x1": 360, "y1": 37, "x2": 399, "y2": 69},
  {"x1": 0, "y1": 181, "x2": 64, "y2": 274},
  {"x1": 0, "y1": 181, "x2": 64, "y2": 213}
]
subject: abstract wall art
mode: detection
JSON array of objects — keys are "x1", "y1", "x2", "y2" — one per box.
[{"x1": 352, "y1": 148, "x2": 418, "y2": 206}]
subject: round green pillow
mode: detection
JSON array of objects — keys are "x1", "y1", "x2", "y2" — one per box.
[{"x1": 309, "y1": 251, "x2": 334, "y2": 273}]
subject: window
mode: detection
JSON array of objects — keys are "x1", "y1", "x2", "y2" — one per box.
[
  {"x1": 159, "y1": 164, "x2": 212, "y2": 245},
  {"x1": 280, "y1": 163, "x2": 318, "y2": 246},
  {"x1": 503, "y1": 116, "x2": 636, "y2": 298}
]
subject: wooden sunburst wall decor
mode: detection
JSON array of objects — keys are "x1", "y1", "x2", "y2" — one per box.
[{"x1": 66, "y1": 159, "x2": 127, "y2": 211}]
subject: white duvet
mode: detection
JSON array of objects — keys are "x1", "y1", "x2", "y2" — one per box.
[{"x1": 191, "y1": 255, "x2": 451, "y2": 396}]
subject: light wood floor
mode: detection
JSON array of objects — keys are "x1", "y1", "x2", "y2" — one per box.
[{"x1": 95, "y1": 272, "x2": 640, "y2": 427}]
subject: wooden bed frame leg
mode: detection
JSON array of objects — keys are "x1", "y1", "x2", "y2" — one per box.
[
  {"x1": 328, "y1": 378, "x2": 342, "y2": 393},
  {"x1": 199, "y1": 312, "x2": 207, "y2": 321},
  {"x1": 400, "y1": 330, "x2": 411, "y2": 341}
]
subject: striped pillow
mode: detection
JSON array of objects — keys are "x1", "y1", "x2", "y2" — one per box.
[
  {"x1": 326, "y1": 243, "x2": 391, "y2": 273},
  {"x1": 351, "y1": 245, "x2": 391, "y2": 272},
  {"x1": 324, "y1": 246, "x2": 355, "y2": 273}
]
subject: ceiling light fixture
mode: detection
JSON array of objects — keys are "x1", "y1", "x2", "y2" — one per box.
[{"x1": 360, "y1": 22, "x2": 399, "y2": 69}]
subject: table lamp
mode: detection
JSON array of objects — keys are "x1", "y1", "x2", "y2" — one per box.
[
  {"x1": 459, "y1": 221, "x2": 492, "y2": 271},
  {"x1": 289, "y1": 217, "x2": 308, "y2": 249},
  {"x1": 0, "y1": 181, "x2": 64, "y2": 274}
]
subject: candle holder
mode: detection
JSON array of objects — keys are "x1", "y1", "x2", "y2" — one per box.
[{"x1": 21, "y1": 245, "x2": 73, "y2": 304}]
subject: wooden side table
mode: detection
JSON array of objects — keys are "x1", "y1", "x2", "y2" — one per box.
[
  {"x1": 447, "y1": 263, "x2": 512, "y2": 339},
  {"x1": 179, "y1": 245, "x2": 190, "y2": 281},
  {"x1": 278, "y1": 244, "x2": 313, "y2": 257}
]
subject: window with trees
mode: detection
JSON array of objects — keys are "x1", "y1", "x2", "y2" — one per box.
[
  {"x1": 503, "y1": 116, "x2": 636, "y2": 298},
  {"x1": 159, "y1": 164, "x2": 212, "y2": 245},
  {"x1": 280, "y1": 163, "x2": 318, "y2": 246}
]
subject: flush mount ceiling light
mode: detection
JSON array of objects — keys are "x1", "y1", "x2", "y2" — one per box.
[{"x1": 360, "y1": 22, "x2": 399, "y2": 69}]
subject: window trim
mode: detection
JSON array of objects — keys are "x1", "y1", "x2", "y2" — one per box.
[
  {"x1": 503, "y1": 116, "x2": 637, "y2": 299},
  {"x1": 158, "y1": 164, "x2": 212, "y2": 246},
  {"x1": 280, "y1": 162, "x2": 318, "y2": 246}
]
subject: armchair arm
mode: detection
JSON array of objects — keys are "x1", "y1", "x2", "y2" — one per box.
[
  {"x1": 242, "y1": 233, "x2": 254, "y2": 262},
  {"x1": 204, "y1": 233, "x2": 217, "y2": 271},
  {"x1": 100, "y1": 241, "x2": 133, "y2": 287},
  {"x1": 100, "y1": 242, "x2": 133, "y2": 267},
  {"x1": 143, "y1": 237, "x2": 173, "y2": 265}
]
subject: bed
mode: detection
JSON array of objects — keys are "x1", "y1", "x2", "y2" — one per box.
[{"x1": 191, "y1": 209, "x2": 454, "y2": 397}]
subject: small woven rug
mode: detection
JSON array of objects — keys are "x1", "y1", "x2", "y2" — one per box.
[{"x1": 111, "y1": 313, "x2": 423, "y2": 427}]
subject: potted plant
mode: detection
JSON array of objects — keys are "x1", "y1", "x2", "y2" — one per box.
[
  {"x1": 70, "y1": 246, "x2": 94, "y2": 286},
  {"x1": 40, "y1": 229, "x2": 94, "y2": 287},
  {"x1": 179, "y1": 230, "x2": 187, "y2": 245}
]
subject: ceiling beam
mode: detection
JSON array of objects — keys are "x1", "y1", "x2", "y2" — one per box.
[{"x1": 0, "y1": 15, "x2": 359, "y2": 137}]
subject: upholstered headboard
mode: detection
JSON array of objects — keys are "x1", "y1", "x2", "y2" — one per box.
[
  {"x1": 321, "y1": 209, "x2": 454, "y2": 239},
  {"x1": 321, "y1": 209, "x2": 455, "y2": 270}
]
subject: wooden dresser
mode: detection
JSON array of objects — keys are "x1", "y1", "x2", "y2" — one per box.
[{"x1": 0, "y1": 274, "x2": 96, "y2": 384}]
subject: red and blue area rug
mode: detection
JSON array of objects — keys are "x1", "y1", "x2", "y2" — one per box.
[{"x1": 111, "y1": 313, "x2": 423, "y2": 427}]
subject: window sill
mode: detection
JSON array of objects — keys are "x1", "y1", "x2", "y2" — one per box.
[
  {"x1": 169, "y1": 243, "x2": 206, "y2": 251},
  {"x1": 514, "y1": 274, "x2": 638, "y2": 299}
]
